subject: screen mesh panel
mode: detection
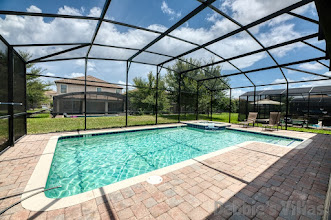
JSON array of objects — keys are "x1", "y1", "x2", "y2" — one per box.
[
  {"x1": 0, "y1": 41, "x2": 8, "y2": 117},
  {"x1": 239, "y1": 86, "x2": 331, "y2": 123},
  {"x1": 0, "y1": 39, "x2": 27, "y2": 151},
  {"x1": 0, "y1": 40, "x2": 9, "y2": 151}
]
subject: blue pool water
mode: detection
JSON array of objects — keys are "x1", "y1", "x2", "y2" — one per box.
[{"x1": 45, "y1": 126, "x2": 302, "y2": 198}]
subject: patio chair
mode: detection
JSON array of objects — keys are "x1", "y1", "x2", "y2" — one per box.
[
  {"x1": 239, "y1": 112, "x2": 258, "y2": 128},
  {"x1": 263, "y1": 112, "x2": 281, "y2": 131}
]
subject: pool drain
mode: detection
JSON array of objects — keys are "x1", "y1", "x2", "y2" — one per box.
[{"x1": 147, "y1": 176, "x2": 163, "y2": 184}]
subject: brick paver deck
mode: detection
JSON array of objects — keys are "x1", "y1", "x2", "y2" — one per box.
[{"x1": 0, "y1": 125, "x2": 330, "y2": 220}]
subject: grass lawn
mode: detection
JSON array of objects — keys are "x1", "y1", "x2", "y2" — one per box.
[
  {"x1": 27, "y1": 108, "x2": 44, "y2": 113},
  {"x1": 249, "y1": 122, "x2": 331, "y2": 135},
  {"x1": 27, "y1": 112, "x2": 331, "y2": 135},
  {"x1": 0, "y1": 118, "x2": 9, "y2": 147},
  {"x1": 29, "y1": 112, "x2": 51, "y2": 118},
  {"x1": 286, "y1": 126, "x2": 331, "y2": 134},
  {"x1": 27, "y1": 113, "x2": 237, "y2": 134}
]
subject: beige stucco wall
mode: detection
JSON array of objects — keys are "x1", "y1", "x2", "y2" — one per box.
[{"x1": 56, "y1": 83, "x2": 122, "y2": 94}]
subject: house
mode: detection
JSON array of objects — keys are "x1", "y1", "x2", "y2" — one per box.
[
  {"x1": 54, "y1": 75, "x2": 123, "y2": 94},
  {"x1": 41, "y1": 90, "x2": 57, "y2": 109},
  {"x1": 52, "y1": 76, "x2": 124, "y2": 116}
]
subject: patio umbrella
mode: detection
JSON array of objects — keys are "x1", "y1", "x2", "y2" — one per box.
[
  {"x1": 250, "y1": 98, "x2": 281, "y2": 105},
  {"x1": 250, "y1": 98, "x2": 281, "y2": 119}
]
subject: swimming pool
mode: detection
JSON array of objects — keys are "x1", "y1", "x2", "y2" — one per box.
[{"x1": 45, "y1": 126, "x2": 302, "y2": 198}]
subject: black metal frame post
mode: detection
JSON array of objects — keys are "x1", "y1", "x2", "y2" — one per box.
[
  {"x1": 259, "y1": 95, "x2": 261, "y2": 118},
  {"x1": 23, "y1": 60, "x2": 27, "y2": 135},
  {"x1": 210, "y1": 91, "x2": 213, "y2": 121},
  {"x1": 84, "y1": 58, "x2": 87, "y2": 130},
  {"x1": 307, "y1": 92, "x2": 310, "y2": 119},
  {"x1": 279, "y1": 94, "x2": 282, "y2": 115},
  {"x1": 285, "y1": 82, "x2": 289, "y2": 130},
  {"x1": 246, "y1": 95, "x2": 249, "y2": 119},
  {"x1": 126, "y1": 61, "x2": 131, "y2": 127},
  {"x1": 196, "y1": 82, "x2": 199, "y2": 120},
  {"x1": 238, "y1": 96, "x2": 241, "y2": 121},
  {"x1": 254, "y1": 86, "x2": 256, "y2": 111},
  {"x1": 8, "y1": 46, "x2": 14, "y2": 146},
  {"x1": 178, "y1": 74, "x2": 181, "y2": 123},
  {"x1": 155, "y1": 66, "x2": 160, "y2": 125},
  {"x1": 229, "y1": 89, "x2": 232, "y2": 123}
]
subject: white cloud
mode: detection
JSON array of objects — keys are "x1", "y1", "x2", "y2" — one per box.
[
  {"x1": 206, "y1": 13, "x2": 219, "y2": 23},
  {"x1": 66, "y1": 72, "x2": 84, "y2": 78},
  {"x1": 220, "y1": 0, "x2": 304, "y2": 26},
  {"x1": 45, "y1": 72, "x2": 55, "y2": 76},
  {"x1": 258, "y1": 24, "x2": 302, "y2": 57},
  {"x1": 75, "y1": 59, "x2": 85, "y2": 66},
  {"x1": 26, "y1": 5, "x2": 42, "y2": 13},
  {"x1": 272, "y1": 78, "x2": 287, "y2": 84},
  {"x1": 75, "y1": 60, "x2": 96, "y2": 72},
  {"x1": 0, "y1": 1, "x2": 319, "y2": 80},
  {"x1": 271, "y1": 78, "x2": 294, "y2": 84},
  {"x1": 292, "y1": 2, "x2": 316, "y2": 15},
  {"x1": 298, "y1": 62, "x2": 325, "y2": 71},
  {"x1": 118, "y1": 80, "x2": 126, "y2": 85},
  {"x1": 288, "y1": 71, "x2": 331, "y2": 87},
  {"x1": 298, "y1": 79, "x2": 331, "y2": 87},
  {"x1": 226, "y1": 89, "x2": 245, "y2": 98},
  {"x1": 87, "y1": 62, "x2": 96, "y2": 72},
  {"x1": 58, "y1": 6, "x2": 83, "y2": 16},
  {"x1": 0, "y1": 6, "x2": 97, "y2": 46},
  {"x1": 161, "y1": 1, "x2": 181, "y2": 20},
  {"x1": 88, "y1": 7, "x2": 102, "y2": 17},
  {"x1": 261, "y1": 86, "x2": 274, "y2": 90}
]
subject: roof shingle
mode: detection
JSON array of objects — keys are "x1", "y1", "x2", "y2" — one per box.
[{"x1": 54, "y1": 75, "x2": 123, "y2": 89}]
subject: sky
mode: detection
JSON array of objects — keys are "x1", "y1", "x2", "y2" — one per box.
[{"x1": 0, "y1": 0, "x2": 330, "y2": 98}]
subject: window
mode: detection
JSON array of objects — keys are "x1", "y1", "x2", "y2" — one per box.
[
  {"x1": 97, "y1": 87, "x2": 102, "y2": 92},
  {"x1": 116, "y1": 89, "x2": 121, "y2": 94},
  {"x1": 60, "y1": 84, "x2": 67, "y2": 93}
]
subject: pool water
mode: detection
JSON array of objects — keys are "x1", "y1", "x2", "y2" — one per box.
[{"x1": 45, "y1": 127, "x2": 301, "y2": 198}]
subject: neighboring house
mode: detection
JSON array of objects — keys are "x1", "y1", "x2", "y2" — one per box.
[
  {"x1": 41, "y1": 90, "x2": 57, "y2": 109},
  {"x1": 54, "y1": 75, "x2": 123, "y2": 95},
  {"x1": 52, "y1": 76, "x2": 124, "y2": 116}
]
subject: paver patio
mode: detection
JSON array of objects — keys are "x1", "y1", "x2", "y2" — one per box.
[{"x1": 0, "y1": 124, "x2": 330, "y2": 220}]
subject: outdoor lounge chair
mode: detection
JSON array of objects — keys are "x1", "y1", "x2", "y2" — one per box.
[
  {"x1": 263, "y1": 112, "x2": 281, "y2": 131},
  {"x1": 239, "y1": 112, "x2": 258, "y2": 127}
]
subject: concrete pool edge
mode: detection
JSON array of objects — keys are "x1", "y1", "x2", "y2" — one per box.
[{"x1": 21, "y1": 124, "x2": 310, "y2": 211}]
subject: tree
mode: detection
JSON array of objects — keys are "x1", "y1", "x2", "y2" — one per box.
[
  {"x1": 129, "y1": 71, "x2": 170, "y2": 114},
  {"x1": 165, "y1": 58, "x2": 229, "y2": 115},
  {"x1": 19, "y1": 51, "x2": 52, "y2": 109},
  {"x1": 219, "y1": 97, "x2": 239, "y2": 113}
]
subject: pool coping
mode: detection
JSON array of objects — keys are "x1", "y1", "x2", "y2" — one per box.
[{"x1": 21, "y1": 123, "x2": 309, "y2": 211}]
